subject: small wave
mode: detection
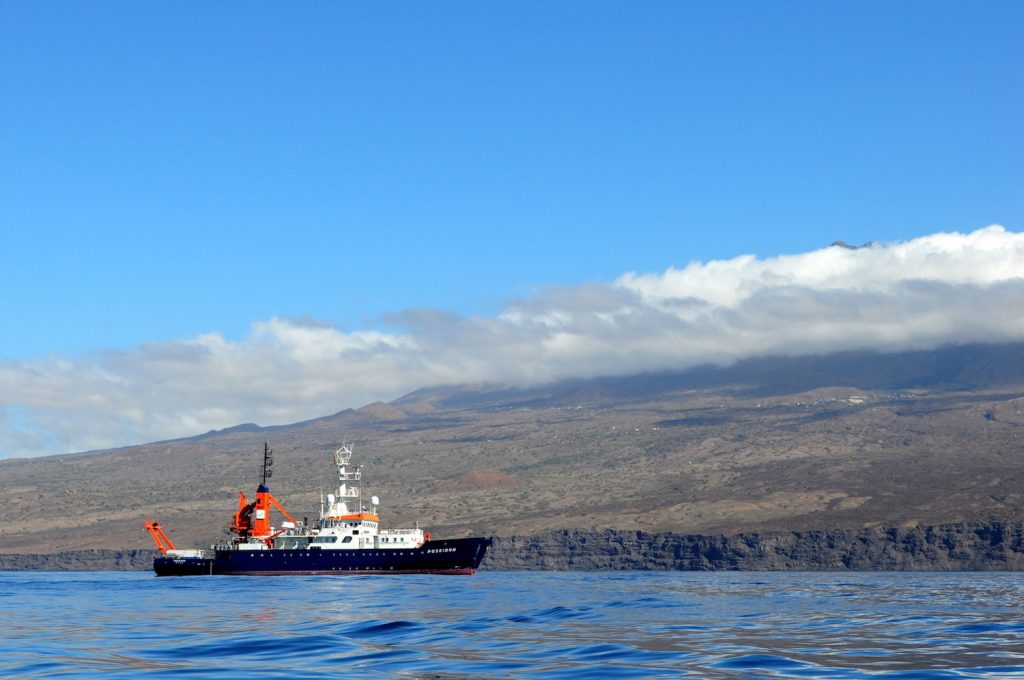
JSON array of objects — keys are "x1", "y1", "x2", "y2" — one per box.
[
  {"x1": 714, "y1": 653, "x2": 813, "y2": 670},
  {"x1": 339, "y1": 620, "x2": 426, "y2": 638},
  {"x1": 950, "y1": 621, "x2": 1024, "y2": 635},
  {"x1": 568, "y1": 643, "x2": 640, "y2": 661},
  {"x1": 505, "y1": 604, "x2": 592, "y2": 624},
  {"x1": 875, "y1": 671, "x2": 965, "y2": 679}
]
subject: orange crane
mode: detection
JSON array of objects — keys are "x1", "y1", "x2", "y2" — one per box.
[
  {"x1": 229, "y1": 442, "x2": 296, "y2": 542},
  {"x1": 230, "y1": 487, "x2": 296, "y2": 539},
  {"x1": 143, "y1": 520, "x2": 176, "y2": 555}
]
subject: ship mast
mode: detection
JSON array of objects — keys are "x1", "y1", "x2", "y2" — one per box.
[
  {"x1": 261, "y1": 442, "x2": 273, "y2": 486},
  {"x1": 326, "y1": 443, "x2": 362, "y2": 518}
]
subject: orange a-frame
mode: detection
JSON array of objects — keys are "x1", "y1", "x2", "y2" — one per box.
[{"x1": 143, "y1": 520, "x2": 176, "y2": 554}]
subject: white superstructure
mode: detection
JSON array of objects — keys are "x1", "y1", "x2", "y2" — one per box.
[{"x1": 269, "y1": 443, "x2": 428, "y2": 551}]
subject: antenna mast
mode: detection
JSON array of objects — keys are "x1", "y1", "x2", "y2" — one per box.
[{"x1": 261, "y1": 442, "x2": 273, "y2": 486}]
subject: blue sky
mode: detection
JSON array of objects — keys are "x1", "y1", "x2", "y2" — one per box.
[{"x1": 2, "y1": 2, "x2": 1023, "y2": 456}]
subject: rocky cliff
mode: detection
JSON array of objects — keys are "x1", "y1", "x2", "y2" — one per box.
[
  {"x1": 483, "y1": 523, "x2": 1024, "y2": 571},
  {"x1": 4, "y1": 523, "x2": 1024, "y2": 571},
  {"x1": 0, "y1": 549, "x2": 153, "y2": 571}
]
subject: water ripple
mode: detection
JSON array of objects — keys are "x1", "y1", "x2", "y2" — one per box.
[{"x1": 3, "y1": 571, "x2": 1024, "y2": 678}]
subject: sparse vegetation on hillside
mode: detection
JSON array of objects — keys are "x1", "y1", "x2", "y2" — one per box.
[{"x1": 3, "y1": 343, "x2": 1024, "y2": 555}]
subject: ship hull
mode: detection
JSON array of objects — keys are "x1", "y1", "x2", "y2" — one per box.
[
  {"x1": 153, "y1": 555, "x2": 216, "y2": 576},
  {"x1": 154, "y1": 537, "x2": 491, "y2": 576}
]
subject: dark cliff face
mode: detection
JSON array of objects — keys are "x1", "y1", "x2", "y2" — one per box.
[
  {"x1": 5, "y1": 523, "x2": 1024, "y2": 571},
  {"x1": 0, "y1": 549, "x2": 154, "y2": 571},
  {"x1": 481, "y1": 523, "x2": 1024, "y2": 571}
]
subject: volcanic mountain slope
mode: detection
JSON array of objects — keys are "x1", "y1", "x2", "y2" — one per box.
[{"x1": 2, "y1": 343, "x2": 1024, "y2": 555}]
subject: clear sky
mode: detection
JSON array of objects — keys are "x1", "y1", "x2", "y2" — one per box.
[{"x1": 1, "y1": 2, "x2": 1022, "y2": 457}]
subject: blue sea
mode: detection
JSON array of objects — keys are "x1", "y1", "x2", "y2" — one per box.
[{"x1": 2, "y1": 571, "x2": 1024, "y2": 678}]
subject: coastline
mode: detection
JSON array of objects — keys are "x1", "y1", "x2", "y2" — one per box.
[
  {"x1": 4, "y1": 521, "x2": 1023, "y2": 572},
  {"x1": 484, "y1": 522, "x2": 1024, "y2": 571}
]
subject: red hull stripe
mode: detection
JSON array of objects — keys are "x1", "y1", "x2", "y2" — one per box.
[{"x1": 227, "y1": 569, "x2": 477, "y2": 576}]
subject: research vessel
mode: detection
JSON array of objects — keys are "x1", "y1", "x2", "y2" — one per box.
[{"x1": 144, "y1": 443, "x2": 491, "y2": 576}]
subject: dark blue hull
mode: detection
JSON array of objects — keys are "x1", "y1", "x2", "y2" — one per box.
[
  {"x1": 154, "y1": 537, "x2": 492, "y2": 576},
  {"x1": 153, "y1": 555, "x2": 217, "y2": 576}
]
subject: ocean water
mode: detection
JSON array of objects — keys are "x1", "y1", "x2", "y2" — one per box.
[{"x1": 2, "y1": 571, "x2": 1023, "y2": 678}]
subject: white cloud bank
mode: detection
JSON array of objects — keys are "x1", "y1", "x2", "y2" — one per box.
[{"x1": 3, "y1": 225, "x2": 1024, "y2": 458}]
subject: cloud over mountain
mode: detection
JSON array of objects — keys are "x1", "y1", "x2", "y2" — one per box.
[{"x1": 3, "y1": 225, "x2": 1023, "y2": 458}]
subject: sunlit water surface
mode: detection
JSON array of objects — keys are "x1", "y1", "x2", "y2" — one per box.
[{"x1": 2, "y1": 571, "x2": 1023, "y2": 678}]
